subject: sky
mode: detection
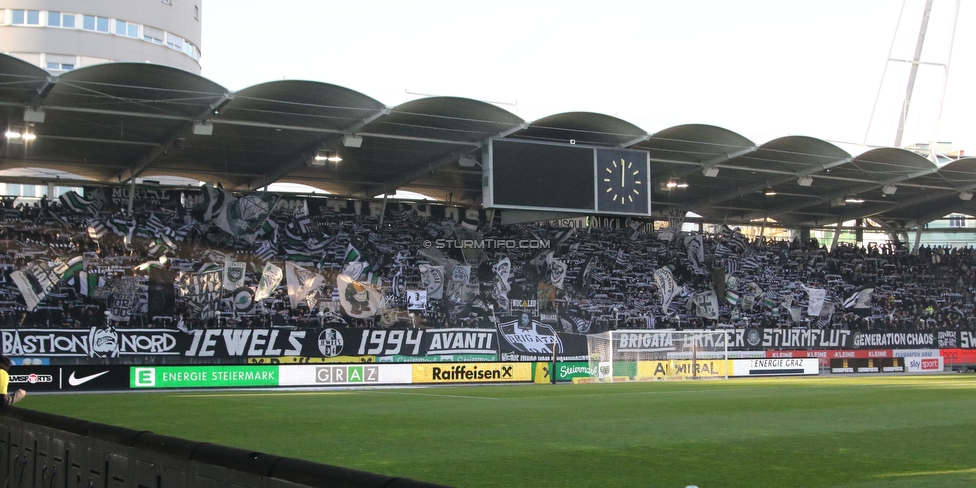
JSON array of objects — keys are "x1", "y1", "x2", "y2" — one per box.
[{"x1": 199, "y1": 0, "x2": 975, "y2": 156}]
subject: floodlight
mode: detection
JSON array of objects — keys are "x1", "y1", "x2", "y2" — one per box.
[
  {"x1": 192, "y1": 121, "x2": 213, "y2": 136},
  {"x1": 23, "y1": 107, "x2": 45, "y2": 123},
  {"x1": 342, "y1": 135, "x2": 363, "y2": 148}
]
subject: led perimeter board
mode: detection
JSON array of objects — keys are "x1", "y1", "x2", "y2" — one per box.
[{"x1": 483, "y1": 138, "x2": 651, "y2": 216}]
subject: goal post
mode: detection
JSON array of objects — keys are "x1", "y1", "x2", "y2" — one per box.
[{"x1": 586, "y1": 330, "x2": 731, "y2": 382}]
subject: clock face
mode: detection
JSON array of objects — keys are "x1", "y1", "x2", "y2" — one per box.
[{"x1": 596, "y1": 149, "x2": 649, "y2": 215}]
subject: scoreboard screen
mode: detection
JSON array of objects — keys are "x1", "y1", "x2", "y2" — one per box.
[{"x1": 484, "y1": 138, "x2": 650, "y2": 216}]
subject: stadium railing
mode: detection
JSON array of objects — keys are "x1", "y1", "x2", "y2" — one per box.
[{"x1": 0, "y1": 406, "x2": 449, "y2": 488}]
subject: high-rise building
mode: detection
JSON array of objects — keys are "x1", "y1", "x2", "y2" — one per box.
[{"x1": 0, "y1": 0, "x2": 202, "y2": 74}]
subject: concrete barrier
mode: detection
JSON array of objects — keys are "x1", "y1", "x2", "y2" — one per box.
[{"x1": 0, "y1": 407, "x2": 449, "y2": 488}]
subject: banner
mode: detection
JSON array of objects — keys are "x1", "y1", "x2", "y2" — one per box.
[
  {"x1": 108, "y1": 277, "x2": 138, "y2": 322},
  {"x1": 692, "y1": 291, "x2": 719, "y2": 319},
  {"x1": 2, "y1": 327, "x2": 183, "y2": 358},
  {"x1": 147, "y1": 267, "x2": 176, "y2": 317},
  {"x1": 802, "y1": 285, "x2": 825, "y2": 316},
  {"x1": 684, "y1": 234, "x2": 705, "y2": 275},
  {"x1": 411, "y1": 363, "x2": 532, "y2": 384},
  {"x1": 223, "y1": 261, "x2": 247, "y2": 291},
  {"x1": 445, "y1": 265, "x2": 470, "y2": 304},
  {"x1": 85, "y1": 186, "x2": 181, "y2": 208},
  {"x1": 499, "y1": 331, "x2": 588, "y2": 362},
  {"x1": 497, "y1": 313, "x2": 563, "y2": 355},
  {"x1": 10, "y1": 259, "x2": 70, "y2": 311},
  {"x1": 336, "y1": 273, "x2": 382, "y2": 318},
  {"x1": 213, "y1": 192, "x2": 282, "y2": 243},
  {"x1": 419, "y1": 264, "x2": 444, "y2": 299},
  {"x1": 131, "y1": 365, "x2": 278, "y2": 388},
  {"x1": 180, "y1": 270, "x2": 222, "y2": 320},
  {"x1": 654, "y1": 267, "x2": 679, "y2": 311},
  {"x1": 277, "y1": 364, "x2": 413, "y2": 386},
  {"x1": 852, "y1": 331, "x2": 936, "y2": 349},
  {"x1": 286, "y1": 262, "x2": 324, "y2": 310},
  {"x1": 406, "y1": 289, "x2": 427, "y2": 310},
  {"x1": 4, "y1": 365, "x2": 132, "y2": 391},
  {"x1": 636, "y1": 359, "x2": 728, "y2": 380},
  {"x1": 254, "y1": 262, "x2": 283, "y2": 301}
]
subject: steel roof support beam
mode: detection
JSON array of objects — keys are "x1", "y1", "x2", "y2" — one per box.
[
  {"x1": 359, "y1": 123, "x2": 527, "y2": 198},
  {"x1": 830, "y1": 182, "x2": 976, "y2": 225},
  {"x1": 685, "y1": 157, "x2": 853, "y2": 209},
  {"x1": 29, "y1": 75, "x2": 58, "y2": 106},
  {"x1": 114, "y1": 91, "x2": 236, "y2": 183},
  {"x1": 244, "y1": 107, "x2": 391, "y2": 191},
  {"x1": 743, "y1": 165, "x2": 941, "y2": 221}
]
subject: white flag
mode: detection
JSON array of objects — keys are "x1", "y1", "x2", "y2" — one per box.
[
  {"x1": 337, "y1": 273, "x2": 383, "y2": 318},
  {"x1": 285, "y1": 262, "x2": 324, "y2": 309},
  {"x1": 546, "y1": 253, "x2": 567, "y2": 289},
  {"x1": 654, "y1": 267, "x2": 680, "y2": 311},
  {"x1": 419, "y1": 264, "x2": 444, "y2": 299},
  {"x1": 223, "y1": 261, "x2": 246, "y2": 291},
  {"x1": 10, "y1": 259, "x2": 69, "y2": 311},
  {"x1": 801, "y1": 285, "x2": 826, "y2": 316},
  {"x1": 693, "y1": 291, "x2": 720, "y2": 320},
  {"x1": 254, "y1": 262, "x2": 282, "y2": 301}
]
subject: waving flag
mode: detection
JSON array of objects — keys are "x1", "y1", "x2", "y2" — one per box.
[
  {"x1": 654, "y1": 266, "x2": 680, "y2": 311},
  {"x1": 254, "y1": 262, "x2": 283, "y2": 301},
  {"x1": 285, "y1": 262, "x2": 324, "y2": 309},
  {"x1": 10, "y1": 258, "x2": 70, "y2": 311},
  {"x1": 801, "y1": 285, "x2": 826, "y2": 316},
  {"x1": 337, "y1": 273, "x2": 383, "y2": 318}
]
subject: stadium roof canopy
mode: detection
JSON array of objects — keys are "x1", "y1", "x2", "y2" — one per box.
[{"x1": 2, "y1": 53, "x2": 975, "y2": 231}]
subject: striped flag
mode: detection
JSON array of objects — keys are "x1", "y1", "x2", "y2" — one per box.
[
  {"x1": 741, "y1": 255, "x2": 760, "y2": 271},
  {"x1": 668, "y1": 208, "x2": 685, "y2": 233},
  {"x1": 87, "y1": 219, "x2": 107, "y2": 240},
  {"x1": 58, "y1": 191, "x2": 98, "y2": 216},
  {"x1": 726, "y1": 255, "x2": 740, "y2": 274},
  {"x1": 60, "y1": 256, "x2": 84, "y2": 282},
  {"x1": 253, "y1": 240, "x2": 276, "y2": 262},
  {"x1": 146, "y1": 213, "x2": 174, "y2": 237},
  {"x1": 293, "y1": 200, "x2": 311, "y2": 234}
]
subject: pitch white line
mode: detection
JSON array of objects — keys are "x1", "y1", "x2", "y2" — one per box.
[{"x1": 366, "y1": 390, "x2": 501, "y2": 400}]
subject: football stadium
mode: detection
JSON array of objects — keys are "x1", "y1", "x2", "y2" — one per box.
[{"x1": 2, "y1": 1, "x2": 976, "y2": 487}]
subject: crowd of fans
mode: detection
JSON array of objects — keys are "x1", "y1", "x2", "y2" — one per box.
[{"x1": 0, "y1": 189, "x2": 975, "y2": 334}]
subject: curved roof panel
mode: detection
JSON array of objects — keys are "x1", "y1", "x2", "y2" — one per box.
[
  {"x1": 1, "y1": 53, "x2": 971, "y2": 228},
  {"x1": 514, "y1": 112, "x2": 647, "y2": 147},
  {"x1": 373, "y1": 96, "x2": 524, "y2": 143},
  {"x1": 0, "y1": 55, "x2": 49, "y2": 106},
  {"x1": 224, "y1": 80, "x2": 386, "y2": 130}
]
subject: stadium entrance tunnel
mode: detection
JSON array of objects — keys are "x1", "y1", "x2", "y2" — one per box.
[{"x1": 0, "y1": 407, "x2": 449, "y2": 488}]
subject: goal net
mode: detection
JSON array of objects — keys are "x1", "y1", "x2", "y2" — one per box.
[{"x1": 586, "y1": 330, "x2": 731, "y2": 382}]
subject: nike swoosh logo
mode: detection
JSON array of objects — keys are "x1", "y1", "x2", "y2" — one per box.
[{"x1": 68, "y1": 370, "x2": 110, "y2": 387}]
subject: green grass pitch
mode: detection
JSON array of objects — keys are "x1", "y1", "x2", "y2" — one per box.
[{"x1": 22, "y1": 375, "x2": 976, "y2": 488}]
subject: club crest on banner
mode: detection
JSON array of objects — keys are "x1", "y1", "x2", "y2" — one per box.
[
  {"x1": 223, "y1": 261, "x2": 246, "y2": 291},
  {"x1": 317, "y1": 328, "x2": 344, "y2": 357}
]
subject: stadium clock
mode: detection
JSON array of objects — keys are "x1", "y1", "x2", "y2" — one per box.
[{"x1": 595, "y1": 148, "x2": 650, "y2": 215}]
